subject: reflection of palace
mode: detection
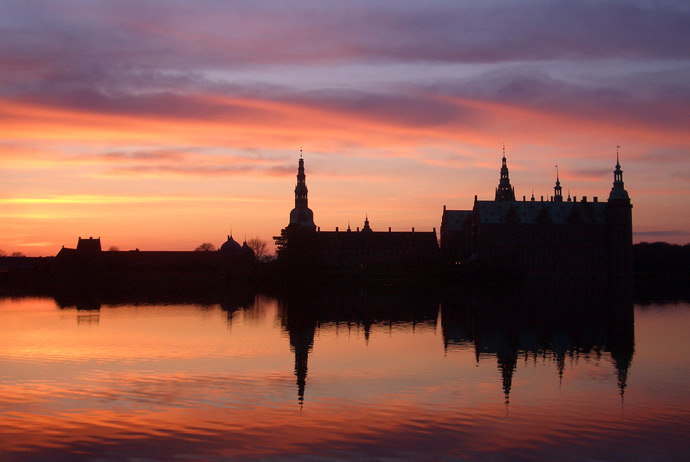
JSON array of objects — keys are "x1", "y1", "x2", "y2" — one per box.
[
  {"x1": 440, "y1": 283, "x2": 634, "y2": 404},
  {"x1": 277, "y1": 284, "x2": 439, "y2": 406},
  {"x1": 47, "y1": 281, "x2": 633, "y2": 407},
  {"x1": 277, "y1": 282, "x2": 634, "y2": 407}
]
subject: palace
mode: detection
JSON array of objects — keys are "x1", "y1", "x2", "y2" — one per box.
[
  {"x1": 441, "y1": 149, "x2": 633, "y2": 286},
  {"x1": 274, "y1": 156, "x2": 439, "y2": 269}
]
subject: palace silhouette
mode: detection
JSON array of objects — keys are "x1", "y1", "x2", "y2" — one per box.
[
  {"x1": 3, "y1": 147, "x2": 632, "y2": 288},
  {"x1": 275, "y1": 148, "x2": 633, "y2": 286}
]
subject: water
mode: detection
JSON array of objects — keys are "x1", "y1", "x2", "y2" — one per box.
[{"x1": 0, "y1": 287, "x2": 688, "y2": 461}]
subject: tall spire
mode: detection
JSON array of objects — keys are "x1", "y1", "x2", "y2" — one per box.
[
  {"x1": 289, "y1": 152, "x2": 316, "y2": 229},
  {"x1": 609, "y1": 146, "x2": 630, "y2": 203},
  {"x1": 495, "y1": 146, "x2": 516, "y2": 201},
  {"x1": 554, "y1": 165, "x2": 563, "y2": 202},
  {"x1": 363, "y1": 214, "x2": 372, "y2": 232}
]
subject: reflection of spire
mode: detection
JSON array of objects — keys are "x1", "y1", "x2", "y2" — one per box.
[
  {"x1": 292, "y1": 334, "x2": 311, "y2": 408},
  {"x1": 497, "y1": 352, "x2": 517, "y2": 406},
  {"x1": 556, "y1": 351, "x2": 566, "y2": 389},
  {"x1": 608, "y1": 298, "x2": 635, "y2": 407},
  {"x1": 282, "y1": 296, "x2": 318, "y2": 408}
]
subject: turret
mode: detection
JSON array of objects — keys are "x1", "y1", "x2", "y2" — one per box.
[
  {"x1": 554, "y1": 168, "x2": 563, "y2": 203},
  {"x1": 288, "y1": 153, "x2": 316, "y2": 230},
  {"x1": 606, "y1": 148, "x2": 633, "y2": 296},
  {"x1": 608, "y1": 150, "x2": 630, "y2": 203},
  {"x1": 495, "y1": 146, "x2": 516, "y2": 201},
  {"x1": 362, "y1": 215, "x2": 372, "y2": 232}
]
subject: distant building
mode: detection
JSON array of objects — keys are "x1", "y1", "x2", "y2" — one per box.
[
  {"x1": 275, "y1": 155, "x2": 438, "y2": 269},
  {"x1": 441, "y1": 149, "x2": 633, "y2": 287},
  {"x1": 56, "y1": 235, "x2": 255, "y2": 275}
]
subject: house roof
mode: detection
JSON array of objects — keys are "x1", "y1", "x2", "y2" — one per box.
[{"x1": 474, "y1": 200, "x2": 607, "y2": 225}]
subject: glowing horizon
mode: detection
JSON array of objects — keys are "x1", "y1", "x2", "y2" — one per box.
[{"x1": 1, "y1": 1, "x2": 689, "y2": 256}]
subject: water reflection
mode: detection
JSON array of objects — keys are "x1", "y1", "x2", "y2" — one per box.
[
  {"x1": 43, "y1": 279, "x2": 635, "y2": 409},
  {"x1": 440, "y1": 283, "x2": 634, "y2": 405},
  {"x1": 277, "y1": 284, "x2": 439, "y2": 406},
  {"x1": 3, "y1": 279, "x2": 679, "y2": 462}
]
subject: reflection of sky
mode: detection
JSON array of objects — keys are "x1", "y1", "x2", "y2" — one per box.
[
  {"x1": 0, "y1": 297, "x2": 689, "y2": 460},
  {"x1": 1, "y1": 1, "x2": 689, "y2": 254}
]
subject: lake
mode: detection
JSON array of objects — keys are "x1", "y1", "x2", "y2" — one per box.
[{"x1": 0, "y1": 284, "x2": 688, "y2": 461}]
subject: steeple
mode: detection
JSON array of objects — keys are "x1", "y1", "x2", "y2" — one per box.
[
  {"x1": 289, "y1": 152, "x2": 316, "y2": 230},
  {"x1": 295, "y1": 153, "x2": 308, "y2": 208},
  {"x1": 495, "y1": 146, "x2": 516, "y2": 201},
  {"x1": 362, "y1": 214, "x2": 372, "y2": 232},
  {"x1": 554, "y1": 166, "x2": 563, "y2": 203},
  {"x1": 608, "y1": 146, "x2": 630, "y2": 203}
]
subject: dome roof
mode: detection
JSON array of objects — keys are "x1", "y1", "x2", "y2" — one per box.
[
  {"x1": 220, "y1": 235, "x2": 242, "y2": 253},
  {"x1": 242, "y1": 241, "x2": 255, "y2": 257}
]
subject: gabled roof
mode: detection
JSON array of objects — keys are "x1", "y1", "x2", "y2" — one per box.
[
  {"x1": 313, "y1": 230, "x2": 438, "y2": 250},
  {"x1": 442, "y1": 210, "x2": 473, "y2": 231},
  {"x1": 474, "y1": 200, "x2": 606, "y2": 225}
]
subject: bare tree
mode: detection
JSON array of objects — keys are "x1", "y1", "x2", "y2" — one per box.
[
  {"x1": 247, "y1": 237, "x2": 268, "y2": 258},
  {"x1": 195, "y1": 242, "x2": 216, "y2": 252},
  {"x1": 10, "y1": 252, "x2": 25, "y2": 257},
  {"x1": 0, "y1": 249, "x2": 6, "y2": 257}
]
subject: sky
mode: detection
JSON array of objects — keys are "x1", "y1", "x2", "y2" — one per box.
[{"x1": 1, "y1": 0, "x2": 689, "y2": 256}]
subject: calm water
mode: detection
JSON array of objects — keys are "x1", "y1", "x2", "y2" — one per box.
[{"x1": 0, "y1": 286, "x2": 689, "y2": 461}]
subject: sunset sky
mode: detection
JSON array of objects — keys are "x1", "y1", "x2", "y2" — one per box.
[{"x1": 1, "y1": 0, "x2": 689, "y2": 256}]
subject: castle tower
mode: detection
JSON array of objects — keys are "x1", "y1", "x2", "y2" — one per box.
[
  {"x1": 554, "y1": 168, "x2": 563, "y2": 203},
  {"x1": 495, "y1": 147, "x2": 516, "y2": 201},
  {"x1": 606, "y1": 149, "x2": 633, "y2": 294},
  {"x1": 289, "y1": 154, "x2": 316, "y2": 230},
  {"x1": 362, "y1": 215, "x2": 372, "y2": 232}
]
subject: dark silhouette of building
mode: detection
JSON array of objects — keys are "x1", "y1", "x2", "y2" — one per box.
[
  {"x1": 441, "y1": 149, "x2": 633, "y2": 288},
  {"x1": 275, "y1": 155, "x2": 438, "y2": 269},
  {"x1": 289, "y1": 155, "x2": 316, "y2": 230},
  {"x1": 56, "y1": 235, "x2": 255, "y2": 278}
]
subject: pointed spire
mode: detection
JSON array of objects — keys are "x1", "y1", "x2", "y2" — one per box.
[
  {"x1": 554, "y1": 165, "x2": 563, "y2": 202},
  {"x1": 609, "y1": 146, "x2": 630, "y2": 202},
  {"x1": 363, "y1": 214, "x2": 371, "y2": 232},
  {"x1": 496, "y1": 146, "x2": 516, "y2": 201},
  {"x1": 289, "y1": 154, "x2": 316, "y2": 229}
]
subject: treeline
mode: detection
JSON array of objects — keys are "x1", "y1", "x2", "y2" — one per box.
[
  {"x1": 633, "y1": 242, "x2": 690, "y2": 303},
  {"x1": 634, "y1": 242, "x2": 690, "y2": 276}
]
